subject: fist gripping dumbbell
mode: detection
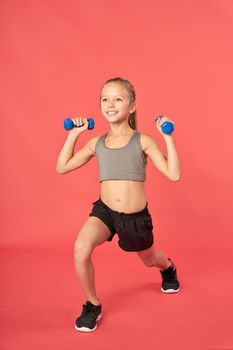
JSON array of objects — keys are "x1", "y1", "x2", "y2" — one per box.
[
  {"x1": 64, "y1": 118, "x2": 95, "y2": 130},
  {"x1": 155, "y1": 116, "x2": 174, "y2": 134}
]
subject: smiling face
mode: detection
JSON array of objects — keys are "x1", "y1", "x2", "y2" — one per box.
[{"x1": 100, "y1": 82, "x2": 136, "y2": 124}]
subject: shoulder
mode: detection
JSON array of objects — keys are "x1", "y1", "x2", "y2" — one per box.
[
  {"x1": 138, "y1": 132, "x2": 159, "y2": 153},
  {"x1": 87, "y1": 134, "x2": 105, "y2": 155}
]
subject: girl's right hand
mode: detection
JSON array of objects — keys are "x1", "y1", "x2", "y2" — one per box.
[{"x1": 69, "y1": 117, "x2": 89, "y2": 137}]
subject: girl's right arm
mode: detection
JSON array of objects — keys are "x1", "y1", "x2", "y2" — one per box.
[{"x1": 56, "y1": 117, "x2": 98, "y2": 174}]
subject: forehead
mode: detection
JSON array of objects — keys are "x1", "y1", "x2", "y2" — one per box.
[{"x1": 101, "y1": 83, "x2": 129, "y2": 97}]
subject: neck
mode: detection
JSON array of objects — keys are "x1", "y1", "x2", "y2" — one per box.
[{"x1": 107, "y1": 122, "x2": 134, "y2": 137}]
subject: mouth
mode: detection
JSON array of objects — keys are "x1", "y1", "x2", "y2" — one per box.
[{"x1": 106, "y1": 111, "x2": 118, "y2": 116}]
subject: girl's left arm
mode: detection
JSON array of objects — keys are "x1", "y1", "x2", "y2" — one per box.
[
  {"x1": 141, "y1": 117, "x2": 181, "y2": 181},
  {"x1": 162, "y1": 134, "x2": 181, "y2": 181}
]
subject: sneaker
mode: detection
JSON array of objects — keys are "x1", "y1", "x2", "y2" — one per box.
[
  {"x1": 160, "y1": 258, "x2": 180, "y2": 293},
  {"x1": 75, "y1": 300, "x2": 102, "y2": 332}
]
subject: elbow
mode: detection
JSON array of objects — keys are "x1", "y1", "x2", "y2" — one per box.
[
  {"x1": 56, "y1": 165, "x2": 67, "y2": 174},
  {"x1": 56, "y1": 169, "x2": 65, "y2": 174},
  {"x1": 172, "y1": 176, "x2": 181, "y2": 181},
  {"x1": 170, "y1": 174, "x2": 181, "y2": 181}
]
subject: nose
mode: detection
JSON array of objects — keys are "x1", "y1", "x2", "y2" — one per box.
[{"x1": 108, "y1": 100, "x2": 115, "y2": 107}]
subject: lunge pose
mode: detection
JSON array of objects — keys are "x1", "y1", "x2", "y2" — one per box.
[{"x1": 56, "y1": 77, "x2": 181, "y2": 332}]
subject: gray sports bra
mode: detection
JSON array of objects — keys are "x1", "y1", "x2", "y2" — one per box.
[{"x1": 95, "y1": 130, "x2": 147, "y2": 182}]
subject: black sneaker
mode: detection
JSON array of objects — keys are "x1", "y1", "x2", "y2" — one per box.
[
  {"x1": 75, "y1": 300, "x2": 102, "y2": 332},
  {"x1": 160, "y1": 258, "x2": 180, "y2": 293}
]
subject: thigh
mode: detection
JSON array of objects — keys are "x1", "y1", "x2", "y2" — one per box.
[
  {"x1": 116, "y1": 214, "x2": 154, "y2": 252},
  {"x1": 75, "y1": 216, "x2": 112, "y2": 249}
]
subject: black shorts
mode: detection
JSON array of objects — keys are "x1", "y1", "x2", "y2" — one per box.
[{"x1": 89, "y1": 197, "x2": 154, "y2": 252}]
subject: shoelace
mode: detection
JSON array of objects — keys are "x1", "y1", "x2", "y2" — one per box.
[
  {"x1": 83, "y1": 303, "x2": 92, "y2": 312},
  {"x1": 162, "y1": 266, "x2": 177, "y2": 281},
  {"x1": 82, "y1": 302, "x2": 99, "y2": 317}
]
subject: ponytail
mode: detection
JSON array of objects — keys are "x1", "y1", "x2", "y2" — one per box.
[{"x1": 128, "y1": 110, "x2": 137, "y2": 130}]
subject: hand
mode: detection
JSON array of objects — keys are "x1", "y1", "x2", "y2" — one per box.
[
  {"x1": 155, "y1": 116, "x2": 175, "y2": 136},
  {"x1": 69, "y1": 117, "x2": 89, "y2": 137}
]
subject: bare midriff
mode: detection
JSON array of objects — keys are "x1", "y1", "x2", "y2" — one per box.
[{"x1": 100, "y1": 180, "x2": 147, "y2": 213}]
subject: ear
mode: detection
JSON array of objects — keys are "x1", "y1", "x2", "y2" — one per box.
[{"x1": 129, "y1": 103, "x2": 136, "y2": 114}]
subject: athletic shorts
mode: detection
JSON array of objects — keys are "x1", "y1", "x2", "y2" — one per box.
[{"x1": 89, "y1": 197, "x2": 154, "y2": 252}]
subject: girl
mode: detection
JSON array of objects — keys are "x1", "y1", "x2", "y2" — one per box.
[{"x1": 56, "y1": 77, "x2": 181, "y2": 333}]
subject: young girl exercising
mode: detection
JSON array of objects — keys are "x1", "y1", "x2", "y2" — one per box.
[{"x1": 56, "y1": 77, "x2": 181, "y2": 332}]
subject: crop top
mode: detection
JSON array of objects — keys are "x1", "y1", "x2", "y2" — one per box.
[{"x1": 95, "y1": 130, "x2": 147, "y2": 182}]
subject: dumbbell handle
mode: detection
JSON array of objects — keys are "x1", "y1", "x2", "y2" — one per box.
[
  {"x1": 64, "y1": 118, "x2": 95, "y2": 130},
  {"x1": 155, "y1": 116, "x2": 174, "y2": 134}
]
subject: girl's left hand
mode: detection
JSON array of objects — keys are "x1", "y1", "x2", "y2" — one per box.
[{"x1": 155, "y1": 116, "x2": 174, "y2": 136}]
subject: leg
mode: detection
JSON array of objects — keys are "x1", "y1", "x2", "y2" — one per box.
[
  {"x1": 136, "y1": 244, "x2": 180, "y2": 293},
  {"x1": 74, "y1": 216, "x2": 112, "y2": 306},
  {"x1": 136, "y1": 244, "x2": 172, "y2": 270}
]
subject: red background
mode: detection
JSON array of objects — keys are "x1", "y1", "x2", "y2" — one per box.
[{"x1": 1, "y1": 0, "x2": 233, "y2": 349}]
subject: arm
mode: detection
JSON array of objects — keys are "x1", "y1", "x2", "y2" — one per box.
[
  {"x1": 162, "y1": 134, "x2": 181, "y2": 181},
  {"x1": 56, "y1": 127, "x2": 100, "y2": 174},
  {"x1": 141, "y1": 133, "x2": 181, "y2": 181}
]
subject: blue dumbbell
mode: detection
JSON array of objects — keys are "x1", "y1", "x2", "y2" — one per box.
[
  {"x1": 64, "y1": 118, "x2": 95, "y2": 130},
  {"x1": 155, "y1": 116, "x2": 174, "y2": 134}
]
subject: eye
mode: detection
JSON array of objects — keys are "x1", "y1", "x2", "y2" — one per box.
[
  {"x1": 116, "y1": 98, "x2": 123, "y2": 101},
  {"x1": 101, "y1": 98, "x2": 107, "y2": 102}
]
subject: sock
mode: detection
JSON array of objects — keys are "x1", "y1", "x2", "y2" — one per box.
[{"x1": 161, "y1": 261, "x2": 173, "y2": 271}]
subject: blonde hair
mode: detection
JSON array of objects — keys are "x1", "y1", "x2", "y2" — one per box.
[{"x1": 100, "y1": 77, "x2": 137, "y2": 130}]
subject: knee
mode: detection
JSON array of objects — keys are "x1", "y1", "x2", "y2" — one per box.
[{"x1": 74, "y1": 240, "x2": 93, "y2": 264}]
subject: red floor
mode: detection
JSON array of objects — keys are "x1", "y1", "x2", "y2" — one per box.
[{"x1": 1, "y1": 243, "x2": 232, "y2": 350}]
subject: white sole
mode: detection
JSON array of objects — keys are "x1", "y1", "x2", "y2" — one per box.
[
  {"x1": 75, "y1": 314, "x2": 102, "y2": 332},
  {"x1": 161, "y1": 287, "x2": 180, "y2": 293}
]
